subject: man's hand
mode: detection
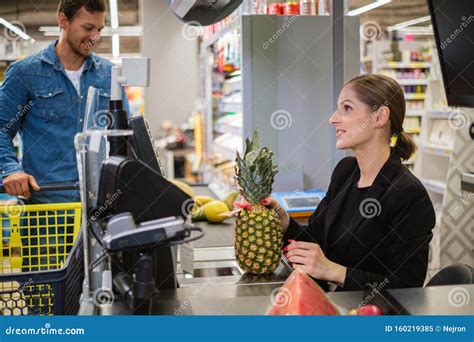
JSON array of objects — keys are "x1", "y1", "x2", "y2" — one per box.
[
  {"x1": 2, "y1": 172, "x2": 40, "y2": 198},
  {"x1": 261, "y1": 196, "x2": 290, "y2": 233}
]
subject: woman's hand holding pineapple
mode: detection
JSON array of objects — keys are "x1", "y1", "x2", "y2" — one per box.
[
  {"x1": 262, "y1": 196, "x2": 346, "y2": 286},
  {"x1": 260, "y1": 196, "x2": 290, "y2": 233}
]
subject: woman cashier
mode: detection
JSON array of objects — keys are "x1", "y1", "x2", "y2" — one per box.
[{"x1": 265, "y1": 74, "x2": 436, "y2": 291}]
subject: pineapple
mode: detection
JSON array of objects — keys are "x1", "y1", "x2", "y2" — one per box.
[{"x1": 234, "y1": 130, "x2": 282, "y2": 274}]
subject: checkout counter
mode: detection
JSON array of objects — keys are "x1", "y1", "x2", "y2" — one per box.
[
  {"x1": 81, "y1": 1, "x2": 473, "y2": 316},
  {"x1": 92, "y1": 184, "x2": 473, "y2": 316}
]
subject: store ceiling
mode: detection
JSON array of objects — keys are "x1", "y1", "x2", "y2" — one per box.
[
  {"x1": 0, "y1": 0, "x2": 430, "y2": 54},
  {"x1": 350, "y1": 0, "x2": 430, "y2": 27},
  {"x1": 0, "y1": 0, "x2": 140, "y2": 54}
]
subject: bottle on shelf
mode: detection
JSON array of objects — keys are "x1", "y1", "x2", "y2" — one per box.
[
  {"x1": 250, "y1": 0, "x2": 267, "y2": 14},
  {"x1": 284, "y1": 1, "x2": 300, "y2": 15},
  {"x1": 300, "y1": 0, "x2": 317, "y2": 15}
]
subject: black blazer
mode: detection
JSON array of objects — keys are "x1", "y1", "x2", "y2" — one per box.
[{"x1": 284, "y1": 150, "x2": 436, "y2": 291}]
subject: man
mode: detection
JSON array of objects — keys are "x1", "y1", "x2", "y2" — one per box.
[{"x1": 0, "y1": 0, "x2": 129, "y2": 203}]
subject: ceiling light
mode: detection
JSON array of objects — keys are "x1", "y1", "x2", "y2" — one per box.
[
  {"x1": 0, "y1": 18, "x2": 35, "y2": 43},
  {"x1": 39, "y1": 26, "x2": 143, "y2": 37},
  {"x1": 348, "y1": 0, "x2": 391, "y2": 16},
  {"x1": 388, "y1": 16, "x2": 431, "y2": 31},
  {"x1": 112, "y1": 33, "x2": 120, "y2": 57},
  {"x1": 109, "y1": 0, "x2": 119, "y2": 29}
]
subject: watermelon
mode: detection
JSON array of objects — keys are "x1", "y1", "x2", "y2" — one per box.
[{"x1": 266, "y1": 268, "x2": 340, "y2": 315}]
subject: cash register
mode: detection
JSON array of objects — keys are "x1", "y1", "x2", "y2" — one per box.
[
  {"x1": 79, "y1": 58, "x2": 204, "y2": 315},
  {"x1": 80, "y1": 1, "x2": 252, "y2": 315}
]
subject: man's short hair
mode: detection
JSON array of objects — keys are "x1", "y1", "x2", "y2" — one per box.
[{"x1": 58, "y1": 0, "x2": 107, "y2": 20}]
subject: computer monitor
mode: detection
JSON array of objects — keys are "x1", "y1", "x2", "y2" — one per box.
[
  {"x1": 428, "y1": 0, "x2": 474, "y2": 107},
  {"x1": 129, "y1": 116, "x2": 165, "y2": 177}
]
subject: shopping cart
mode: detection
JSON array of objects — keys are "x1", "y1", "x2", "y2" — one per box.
[{"x1": 0, "y1": 182, "x2": 83, "y2": 315}]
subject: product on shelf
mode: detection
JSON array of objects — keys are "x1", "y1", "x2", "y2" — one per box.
[
  {"x1": 300, "y1": 0, "x2": 317, "y2": 15},
  {"x1": 268, "y1": 2, "x2": 284, "y2": 14},
  {"x1": 284, "y1": 2, "x2": 300, "y2": 15}
]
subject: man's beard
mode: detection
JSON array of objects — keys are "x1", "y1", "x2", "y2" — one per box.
[{"x1": 67, "y1": 36, "x2": 95, "y2": 57}]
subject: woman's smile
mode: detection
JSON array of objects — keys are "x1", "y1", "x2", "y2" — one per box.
[{"x1": 335, "y1": 128, "x2": 346, "y2": 139}]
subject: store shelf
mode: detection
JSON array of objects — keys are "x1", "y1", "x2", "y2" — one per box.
[
  {"x1": 0, "y1": 56, "x2": 19, "y2": 62},
  {"x1": 405, "y1": 127, "x2": 421, "y2": 134},
  {"x1": 213, "y1": 143, "x2": 238, "y2": 161},
  {"x1": 218, "y1": 101, "x2": 242, "y2": 113},
  {"x1": 397, "y1": 79, "x2": 429, "y2": 86},
  {"x1": 406, "y1": 109, "x2": 424, "y2": 117},
  {"x1": 222, "y1": 77, "x2": 242, "y2": 96},
  {"x1": 426, "y1": 109, "x2": 458, "y2": 119},
  {"x1": 202, "y1": 17, "x2": 240, "y2": 49},
  {"x1": 421, "y1": 178, "x2": 446, "y2": 195},
  {"x1": 385, "y1": 61, "x2": 431, "y2": 68},
  {"x1": 421, "y1": 143, "x2": 453, "y2": 157},
  {"x1": 215, "y1": 123, "x2": 242, "y2": 136},
  {"x1": 405, "y1": 93, "x2": 426, "y2": 100}
]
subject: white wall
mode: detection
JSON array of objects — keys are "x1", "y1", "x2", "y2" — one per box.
[{"x1": 140, "y1": 0, "x2": 199, "y2": 138}]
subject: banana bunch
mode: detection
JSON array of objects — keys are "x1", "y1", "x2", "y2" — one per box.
[
  {"x1": 192, "y1": 191, "x2": 239, "y2": 223},
  {"x1": 169, "y1": 179, "x2": 239, "y2": 224}
]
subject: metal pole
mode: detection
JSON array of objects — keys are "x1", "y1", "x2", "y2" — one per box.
[{"x1": 332, "y1": 0, "x2": 346, "y2": 163}]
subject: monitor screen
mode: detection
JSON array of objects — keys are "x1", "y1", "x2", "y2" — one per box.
[{"x1": 428, "y1": 0, "x2": 474, "y2": 107}]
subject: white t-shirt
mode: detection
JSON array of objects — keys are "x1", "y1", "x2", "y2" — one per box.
[{"x1": 65, "y1": 63, "x2": 85, "y2": 95}]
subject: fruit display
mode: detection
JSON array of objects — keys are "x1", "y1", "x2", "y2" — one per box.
[
  {"x1": 267, "y1": 268, "x2": 340, "y2": 316},
  {"x1": 234, "y1": 130, "x2": 281, "y2": 275},
  {"x1": 191, "y1": 192, "x2": 239, "y2": 223}
]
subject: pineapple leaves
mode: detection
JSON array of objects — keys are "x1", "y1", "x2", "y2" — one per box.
[{"x1": 235, "y1": 130, "x2": 279, "y2": 204}]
